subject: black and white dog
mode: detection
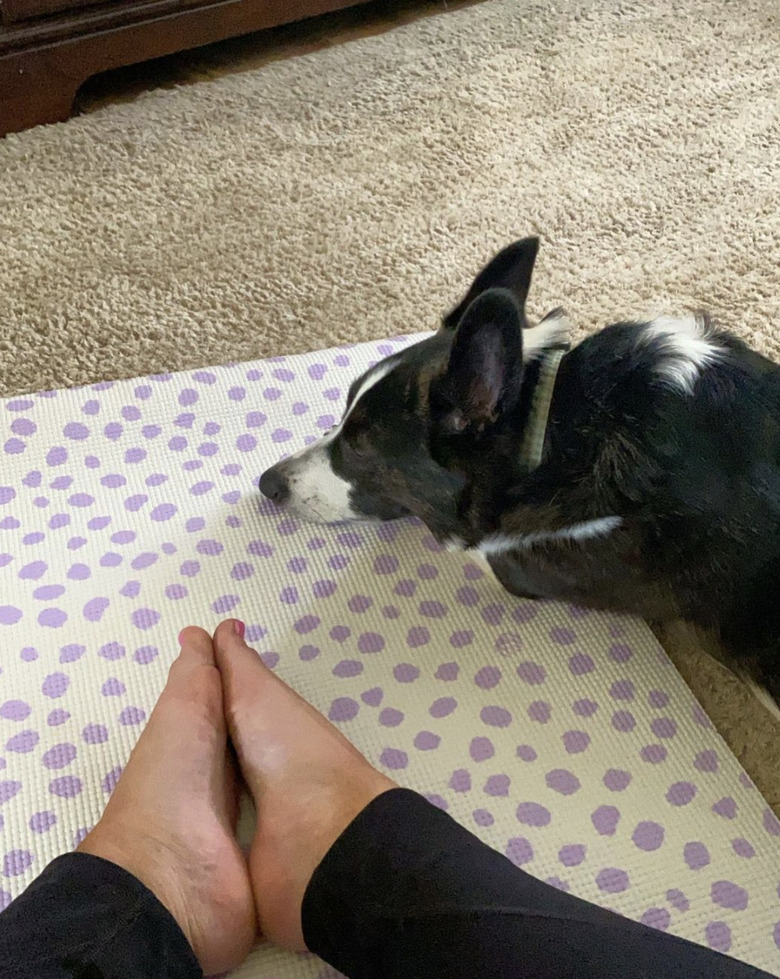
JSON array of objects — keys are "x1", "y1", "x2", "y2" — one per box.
[{"x1": 260, "y1": 238, "x2": 780, "y2": 717}]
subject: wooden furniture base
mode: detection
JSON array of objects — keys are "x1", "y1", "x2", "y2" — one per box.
[{"x1": 0, "y1": 0, "x2": 365, "y2": 136}]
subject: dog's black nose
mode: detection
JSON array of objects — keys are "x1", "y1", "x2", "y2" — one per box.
[{"x1": 259, "y1": 467, "x2": 290, "y2": 505}]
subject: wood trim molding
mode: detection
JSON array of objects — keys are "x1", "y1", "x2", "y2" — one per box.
[{"x1": 1, "y1": 0, "x2": 366, "y2": 134}]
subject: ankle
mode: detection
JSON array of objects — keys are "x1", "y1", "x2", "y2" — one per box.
[{"x1": 251, "y1": 776, "x2": 396, "y2": 951}]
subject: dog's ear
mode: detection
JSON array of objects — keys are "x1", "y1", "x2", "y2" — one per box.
[
  {"x1": 437, "y1": 289, "x2": 524, "y2": 431},
  {"x1": 442, "y1": 237, "x2": 539, "y2": 331}
]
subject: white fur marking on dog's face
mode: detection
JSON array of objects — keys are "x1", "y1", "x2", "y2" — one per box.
[
  {"x1": 279, "y1": 442, "x2": 356, "y2": 523},
  {"x1": 478, "y1": 516, "x2": 623, "y2": 555},
  {"x1": 638, "y1": 315, "x2": 722, "y2": 395},
  {"x1": 523, "y1": 309, "x2": 571, "y2": 362},
  {"x1": 274, "y1": 359, "x2": 400, "y2": 523},
  {"x1": 334, "y1": 359, "x2": 399, "y2": 438}
]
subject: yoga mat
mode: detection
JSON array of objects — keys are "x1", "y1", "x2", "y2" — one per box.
[{"x1": 0, "y1": 335, "x2": 779, "y2": 977}]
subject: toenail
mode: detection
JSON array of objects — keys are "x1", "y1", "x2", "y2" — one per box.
[{"x1": 233, "y1": 619, "x2": 245, "y2": 638}]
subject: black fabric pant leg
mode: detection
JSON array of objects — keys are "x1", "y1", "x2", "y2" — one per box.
[
  {"x1": 0, "y1": 852, "x2": 201, "y2": 979},
  {"x1": 1, "y1": 792, "x2": 775, "y2": 979},
  {"x1": 303, "y1": 788, "x2": 776, "y2": 979}
]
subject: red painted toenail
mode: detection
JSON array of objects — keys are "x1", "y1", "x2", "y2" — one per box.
[{"x1": 233, "y1": 619, "x2": 245, "y2": 638}]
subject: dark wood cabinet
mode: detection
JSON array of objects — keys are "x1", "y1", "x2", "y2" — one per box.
[{"x1": 0, "y1": 0, "x2": 365, "y2": 136}]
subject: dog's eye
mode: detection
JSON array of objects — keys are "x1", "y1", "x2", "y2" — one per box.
[
  {"x1": 348, "y1": 439, "x2": 366, "y2": 458},
  {"x1": 344, "y1": 431, "x2": 370, "y2": 459}
]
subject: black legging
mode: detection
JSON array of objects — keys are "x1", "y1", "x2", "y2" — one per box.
[{"x1": 0, "y1": 789, "x2": 773, "y2": 979}]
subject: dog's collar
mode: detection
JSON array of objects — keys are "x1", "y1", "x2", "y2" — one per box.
[{"x1": 519, "y1": 344, "x2": 569, "y2": 471}]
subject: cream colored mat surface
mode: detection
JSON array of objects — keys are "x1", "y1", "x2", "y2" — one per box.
[
  {"x1": 2, "y1": 0, "x2": 780, "y2": 807},
  {"x1": 0, "y1": 336, "x2": 779, "y2": 976}
]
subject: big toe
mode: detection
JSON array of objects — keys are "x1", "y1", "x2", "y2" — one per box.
[
  {"x1": 212, "y1": 620, "x2": 369, "y2": 781},
  {"x1": 212, "y1": 620, "x2": 395, "y2": 952},
  {"x1": 212, "y1": 620, "x2": 278, "y2": 730},
  {"x1": 212, "y1": 620, "x2": 265, "y2": 695}
]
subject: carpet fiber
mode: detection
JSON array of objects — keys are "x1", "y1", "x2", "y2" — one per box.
[{"x1": 1, "y1": 0, "x2": 779, "y2": 808}]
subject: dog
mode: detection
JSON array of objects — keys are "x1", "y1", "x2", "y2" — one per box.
[{"x1": 259, "y1": 237, "x2": 780, "y2": 718}]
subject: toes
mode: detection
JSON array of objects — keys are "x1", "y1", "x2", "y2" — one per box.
[
  {"x1": 164, "y1": 627, "x2": 222, "y2": 713},
  {"x1": 212, "y1": 620, "x2": 269, "y2": 707},
  {"x1": 176, "y1": 626, "x2": 217, "y2": 668}
]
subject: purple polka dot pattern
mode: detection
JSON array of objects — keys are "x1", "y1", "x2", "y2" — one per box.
[
  {"x1": 712, "y1": 796, "x2": 738, "y2": 820},
  {"x1": 711, "y1": 880, "x2": 749, "y2": 911},
  {"x1": 506, "y1": 837, "x2": 534, "y2": 866},
  {"x1": 516, "y1": 802, "x2": 552, "y2": 827},
  {"x1": 705, "y1": 921, "x2": 733, "y2": 953},
  {"x1": 559, "y1": 844, "x2": 587, "y2": 867},
  {"x1": 632, "y1": 821, "x2": 665, "y2": 852},
  {"x1": 596, "y1": 867, "x2": 630, "y2": 894},
  {"x1": 0, "y1": 338, "x2": 778, "y2": 971},
  {"x1": 684, "y1": 842, "x2": 711, "y2": 871},
  {"x1": 546, "y1": 769, "x2": 581, "y2": 796},
  {"x1": 667, "y1": 888, "x2": 690, "y2": 912},
  {"x1": 592, "y1": 805, "x2": 621, "y2": 837},
  {"x1": 641, "y1": 907, "x2": 671, "y2": 931},
  {"x1": 667, "y1": 781, "x2": 697, "y2": 807}
]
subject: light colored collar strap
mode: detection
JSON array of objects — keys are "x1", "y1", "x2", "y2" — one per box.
[{"x1": 519, "y1": 346, "x2": 568, "y2": 471}]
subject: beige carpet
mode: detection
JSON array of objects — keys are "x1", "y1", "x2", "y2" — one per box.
[{"x1": 1, "y1": 0, "x2": 780, "y2": 808}]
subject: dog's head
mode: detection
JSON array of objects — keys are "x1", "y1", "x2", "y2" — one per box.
[{"x1": 258, "y1": 237, "x2": 569, "y2": 543}]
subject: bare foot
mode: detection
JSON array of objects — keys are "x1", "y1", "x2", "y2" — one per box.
[
  {"x1": 78, "y1": 627, "x2": 256, "y2": 976},
  {"x1": 213, "y1": 620, "x2": 397, "y2": 951}
]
